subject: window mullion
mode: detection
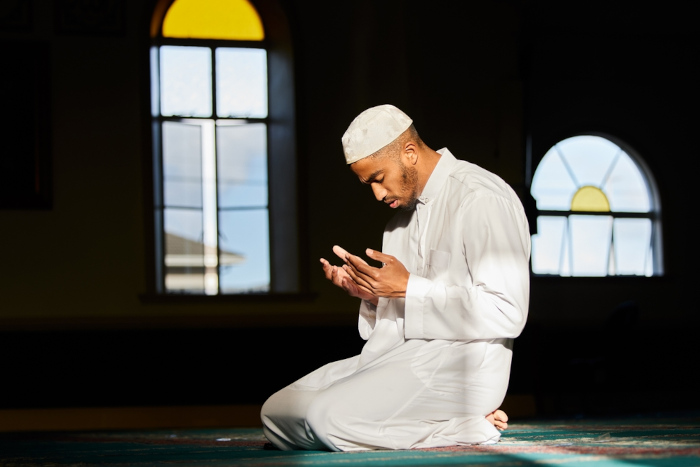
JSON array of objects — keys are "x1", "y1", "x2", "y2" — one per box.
[
  {"x1": 154, "y1": 120, "x2": 166, "y2": 293},
  {"x1": 648, "y1": 218, "x2": 656, "y2": 275},
  {"x1": 608, "y1": 218, "x2": 616, "y2": 275},
  {"x1": 201, "y1": 120, "x2": 218, "y2": 295},
  {"x1": 562, "y1": 217, "x2": 571, "y2": 276},
  {"x1": 555, "y1": 145, "x2": 579, "y2": 187},
  {"x1": 211, "y1": 47, "x2": 218, "y2": 118},
  {"x1": 209, "y1": 46, "x2": 221, "y2": 295},
  {"x1": 600, "y1": 149, "x2": 622, "y2": 188},
  {"x1": 214, "y1": 123, "x2": 222, "y2": 295}
]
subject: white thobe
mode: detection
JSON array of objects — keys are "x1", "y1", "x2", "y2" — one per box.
[{"x1": 261, "y1": 148, "x2": 531, "y2": 451}]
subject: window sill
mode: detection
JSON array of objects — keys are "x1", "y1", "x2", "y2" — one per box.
[
  {"x1": 138, "y1": 292, "x2": 318, "y2": 305},
  {"x1": 531, "y1": 274, "x2": 666, "y2": 282}
]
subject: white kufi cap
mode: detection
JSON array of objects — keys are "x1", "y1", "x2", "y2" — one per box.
[{"x1": 341, "y1": 104, "x2": 413, "y2": 164}]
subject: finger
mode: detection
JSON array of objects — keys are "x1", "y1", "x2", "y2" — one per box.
[
  {"x1": 335, "y1": 266, "x2": 353, "y2": 283},
  {"x1": 341, "y1": 277, "x2": 356, "y2": 293},
  {"x1": 342, "y1": 277, "x2": 373, "y2": 298},
  {"x1": 355, "y1": 283, "x2": 374, "y2": 296},
  {"x1": 320, "y1": 260, "x2": 334, "y2": 279},
  {"x1": 334, "y1": 245, "x2": 369, "y2": 265},
  {"x1": 346, "y1": 253, "x2": 379, "y2": 277},
  {"x1": 332, "y1": 245, "x2": 350, "y2": 261},
  {"x1": 334, "y1": 268, "x2": 352, "y2": 288},
  {"x1": 345, "y1": 275, "x2": 373, "y2": 295},
  {"x1": 344, "y1": 261, "x2": 376, "y2": 290},
  {"x1": 322, "y1": 259, "x2": 336, "y2": 272},
  {"x1": 343, "y1": 264, "x2": 373, "y2": 290},
  {"x1": 366, "y1": 249, "x2": 395, "y2": 265}
]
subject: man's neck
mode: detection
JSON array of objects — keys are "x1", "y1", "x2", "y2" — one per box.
[{"x1": 416, "y1": 148, "x2": 442, "y2": 196}]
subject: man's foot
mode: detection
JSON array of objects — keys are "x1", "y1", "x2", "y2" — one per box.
[{"x1": 486, "y1": 409, "x2": 508, "y2": 431}]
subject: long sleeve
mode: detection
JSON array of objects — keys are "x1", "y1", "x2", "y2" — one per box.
[
  {"x1": 403, "y1": 192, "x2": 531, "y2": 341},
  {"x1": 358, "y1": 299, "x2": 377, "y2": 340}
]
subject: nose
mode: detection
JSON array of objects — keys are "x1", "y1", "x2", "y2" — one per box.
[{"x1": 371, "y1": 183, "x2": 387, "y2": 202}]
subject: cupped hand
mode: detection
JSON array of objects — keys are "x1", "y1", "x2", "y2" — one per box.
[
  {"x1": 341, "y1": 248, "x2": 409, "y2": 299},
  {"x1": 320, "y1": 247, "x2": 377, "y2": 303}
]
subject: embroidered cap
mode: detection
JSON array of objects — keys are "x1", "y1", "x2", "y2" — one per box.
[{"x1": 341, "y1": 104, "x2": 413, "y2": 164}]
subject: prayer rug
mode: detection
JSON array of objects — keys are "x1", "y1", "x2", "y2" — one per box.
[{"x1": 2, "y1": 412, "x2": 700, "y2": 466}]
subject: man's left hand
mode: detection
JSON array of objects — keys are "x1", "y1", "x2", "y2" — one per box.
[{"x1": 342, "y1": 249, "x2": 409, "y2": 299}]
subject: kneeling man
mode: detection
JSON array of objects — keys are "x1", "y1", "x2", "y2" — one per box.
[{"x1": 261, "y1": 104, "x2": 531, "y2": 451}]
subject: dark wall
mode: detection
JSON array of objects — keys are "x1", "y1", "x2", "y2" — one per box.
[
  {"x1": 520, "y1": 1, "x2": 700, "y2": 416},
  {"x1": 1, "y1": 0, "x2": 698, "y2": 419}
]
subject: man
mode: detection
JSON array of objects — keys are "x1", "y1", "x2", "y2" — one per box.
[{"x1": 261, "y1": 104, "x2": 530, "y2": 451}]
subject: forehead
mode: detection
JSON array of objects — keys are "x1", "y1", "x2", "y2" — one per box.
[{"x1": 350, "y1": 155, "x2": 396, "y2": 181}]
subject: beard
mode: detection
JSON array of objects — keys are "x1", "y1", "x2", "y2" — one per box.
[{"x1": 399, "y1": 161, "x2": 420, "y2": 211}]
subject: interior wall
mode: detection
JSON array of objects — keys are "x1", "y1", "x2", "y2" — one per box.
[
  {"x1": 1, "y1": 0, "x2": 698, "y2": 420},
  {"x1": 518, "y1": 1, "x2": 700, "y2": 416}
]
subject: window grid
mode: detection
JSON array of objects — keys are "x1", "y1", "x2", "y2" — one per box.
[
  {"x1": 530, "y1": 135, "x2": 662, "y2": 277},
  {"x1": 153, "y1": 39, "x2": 270, "y2": 294}
]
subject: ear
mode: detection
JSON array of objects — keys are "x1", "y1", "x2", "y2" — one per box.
[{"x1": 402, "y1": 142, "x2": 419, "y2": 165}]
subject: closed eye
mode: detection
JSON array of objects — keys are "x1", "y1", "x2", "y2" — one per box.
[{"x1": 362, "y1": 169, "x2": 384, "y2": 185}]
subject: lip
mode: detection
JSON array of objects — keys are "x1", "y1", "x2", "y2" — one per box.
[{"x1": 388, "y1": 199, "x2": 399, "y2": 208}]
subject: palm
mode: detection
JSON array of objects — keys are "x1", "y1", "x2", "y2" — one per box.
[
  {"x1": 320, "y1": 251, "x2": 376, "y2": 303},
  {"x1": 338, "y1": 268, "x2": 374, "y2": 301}
]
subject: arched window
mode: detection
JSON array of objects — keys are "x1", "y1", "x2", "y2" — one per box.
[
  {"x1": 530, "y1": 135, "x2": 662, "y2": 277},
  {"x1": 150, "y1": 0, "x2": 299, "y2": 295}
]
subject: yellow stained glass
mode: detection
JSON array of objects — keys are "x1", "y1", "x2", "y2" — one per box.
[
  {"x1": 163, "y1": 0, "x2": 264, "y2": 41},
  {"x1": 571, "y1": 185, "x2": 610, "y2": 212}
]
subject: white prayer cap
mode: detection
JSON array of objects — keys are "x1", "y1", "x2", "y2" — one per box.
[{"x1": 341, "y1": 104, "x2": 413, "y2": 164}]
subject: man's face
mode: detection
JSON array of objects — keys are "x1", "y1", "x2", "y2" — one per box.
[{"x1": 350, "y1": 153, "x2": 420, "y2": 211}]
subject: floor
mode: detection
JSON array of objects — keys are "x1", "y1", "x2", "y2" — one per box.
[{"x1": 2, "y1": 412, "x2": 700, "y2": 466}]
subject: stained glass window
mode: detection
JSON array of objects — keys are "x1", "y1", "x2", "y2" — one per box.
[
  {"x1": 530, "y1": 135, "x2": 662, "y2": 277},
  {"x1": 162, "y1": 0, "x2": 264, "y2": 40}
]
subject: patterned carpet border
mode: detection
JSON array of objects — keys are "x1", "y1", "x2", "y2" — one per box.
[{"x1": 2, "y1": 415, "x2": 700, "y2": 466}]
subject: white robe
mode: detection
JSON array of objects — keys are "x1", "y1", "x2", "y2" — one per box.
[{"x1": 261, "y1": 148, "x2": 531, "y2": 451}]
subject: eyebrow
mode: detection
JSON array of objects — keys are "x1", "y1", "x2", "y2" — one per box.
[{"x1": 361, "y1": 169, "x2": 383, "y2": 184}]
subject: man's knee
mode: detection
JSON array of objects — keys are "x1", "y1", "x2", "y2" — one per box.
[
  {"x1": 305, "y1": 390, "x2": 346, "y2": 445},
  {"x1": 260, "y1": 392, "x2": 276, "y2": 420},
  {"x1": 305, "y1": 393, "x2": 330, "y2": 431},
  {"x1": 260, "y1": 389, "x2": 290, "y2": 431}
]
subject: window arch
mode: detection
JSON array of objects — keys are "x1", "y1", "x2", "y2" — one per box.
[
  {"x1": 149, "y1": 0, "x2": 299, "y2": 295},
  {"x1": 530, "y1": 134, "x2": 662, "y2": 277}
]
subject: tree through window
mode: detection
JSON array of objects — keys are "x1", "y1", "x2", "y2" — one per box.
[{"x1": 530, "y1": 135, "x2": 663, "y2": 277}]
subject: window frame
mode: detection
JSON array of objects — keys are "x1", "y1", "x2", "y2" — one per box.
[
  {"x1": 145, "y1": 0, "x2": 302, "y2": 298},
  {"x1": 528, "y1": 132, "x2": 664, "y2": 278}
]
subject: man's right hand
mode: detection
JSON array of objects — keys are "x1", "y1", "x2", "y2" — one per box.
[{"x1": 320, "y1": 245, "x2": 378, "y2": 305}]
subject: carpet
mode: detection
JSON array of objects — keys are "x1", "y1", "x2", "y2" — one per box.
[{"x1": 2, "y1": 412, "x2": 700, "y2": 466}]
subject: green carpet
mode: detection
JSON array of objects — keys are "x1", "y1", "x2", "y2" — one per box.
[{"x1": 2, "y1": 413, "x2": 700, "y2": 466}]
